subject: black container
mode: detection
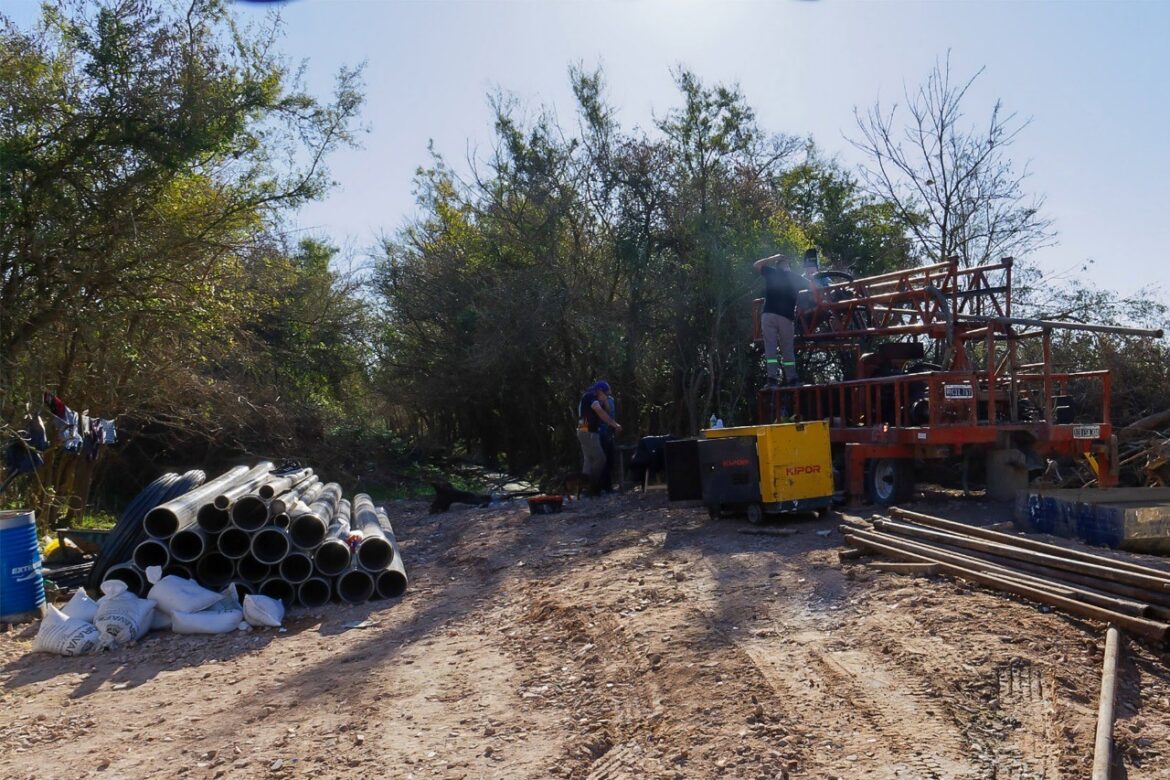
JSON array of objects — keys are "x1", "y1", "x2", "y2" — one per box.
[{"x1": 665, "y1": 438, "x2": 702, "y2": 501}]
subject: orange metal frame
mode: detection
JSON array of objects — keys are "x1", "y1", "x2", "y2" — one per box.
[{"x1": 752, "y1": 257, "x2": 1120, "y2": 495}]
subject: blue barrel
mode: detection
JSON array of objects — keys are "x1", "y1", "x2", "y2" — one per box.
[{"x1": 0, "y1": 510, "x2": 46, "y2": 623}]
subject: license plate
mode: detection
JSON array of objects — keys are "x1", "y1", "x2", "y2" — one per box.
[
  {"x1": 943, "y1": 384, "x2": 973, "y2": 399},
  {"x1": 1073, "y1": 425, "x2": 1101, "y2": 439}
]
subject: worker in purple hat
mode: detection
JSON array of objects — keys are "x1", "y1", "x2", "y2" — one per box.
[{"x1": 577, "y1": 380, "x2": 622, "y2": 496}]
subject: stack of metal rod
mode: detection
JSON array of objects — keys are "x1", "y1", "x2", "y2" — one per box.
[
  {"x1": 841, "y1": 507, "x2": 1170, "y2": 645},
  {"x1": 100, "y1": 463, "x2": 408, "y2": 607}
]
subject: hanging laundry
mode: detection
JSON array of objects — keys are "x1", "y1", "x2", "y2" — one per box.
[
  {"x1": 1, "y1": 436, "x2": 44, "y2": 494},
  {"x1": 26, "y1": 413, "x2": 49, "y2": 451},
  {"x1": 43, "y1": 391, "x2": 67, "y2": 420},
  {"x1": 99, "y1": 418, "x2": 117, "y2": 445},
  {"x1": 82, "y1": 415, "x2": 101, "y2": 461}
]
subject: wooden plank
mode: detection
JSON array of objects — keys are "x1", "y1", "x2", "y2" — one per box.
[{"x1": 867, "y1": 561, "x2": 938, "y2": 575}]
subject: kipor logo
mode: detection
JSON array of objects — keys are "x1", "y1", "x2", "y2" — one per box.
[
  {"x1": 786, "y1": 464, "x2": 822, "y2": 476},
  {"x1": 721, "y1": 458, "x2": 751, "y2": 468}
]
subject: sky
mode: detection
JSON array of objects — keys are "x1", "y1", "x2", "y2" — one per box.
[{"x1": 8, "y1": 0, "x2": 1170, "y2": 298}]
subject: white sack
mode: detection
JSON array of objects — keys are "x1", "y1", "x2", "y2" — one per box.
[
  {"x1": 170, "y1": 596, "x2": 243, "y2": 635},
  {"x1": 147, "y1": 574, "x2": 221, "y2": 616},
  {"x1": 94, "y1": 583, "x2": 156, "y2": 649},
  {"x1": 32, "y1": 605, "x2": 101, "y2": 656},
  {"x1": 242, "y1": 594, "x2": 284, "y2": 628},
  {"x1": 60, "y1": 589, "x2": 99, "y2": 623}
]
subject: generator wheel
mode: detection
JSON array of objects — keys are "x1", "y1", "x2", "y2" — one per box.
[
  {"x1": 866, "y1": 458, "x2": 910, "y2": 506},
  {"x1": 746, "y1": 503, "x2": 765, "y2": 526},
  {"x1": 816, "y1": 505, "x2": 831, "y2": 518},
  {"x1": 707, "y1": 504, "x2": 721, "y2": 521}
]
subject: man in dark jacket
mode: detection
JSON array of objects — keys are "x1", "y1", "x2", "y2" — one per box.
[
  {"x1": 754, "y1": 252, "x2": 810, "y2": 388},
  {"x1": 577, "y1": 380, "x2": 622, "y2": 496}
]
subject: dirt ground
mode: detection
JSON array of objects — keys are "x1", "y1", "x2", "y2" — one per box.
[{"x1": 3, "y1": 489, "x2": 1170, "y2": 779}]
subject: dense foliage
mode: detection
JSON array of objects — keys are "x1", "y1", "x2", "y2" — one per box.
[{"x1": 375, "y1": 68, "x2": 914, "y2": 475}]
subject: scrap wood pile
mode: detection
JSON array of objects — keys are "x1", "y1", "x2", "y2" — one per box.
[
  {"x1": 89, "y1": 461, "x2": 408, "y2": 609},
  {"x1": 1049, "y1": 407, "x2": 1170, "y2": 488},
  {"x1": 841, "y1": 507, "x2": 1170, "y2": 646}
]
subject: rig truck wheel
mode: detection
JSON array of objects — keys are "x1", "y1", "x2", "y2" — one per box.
[
  {"x1": 746, "y1": 503, "x2": 765, "y2": 526},
  {"x1": 707, "y1": 504, "x2": 722, "y2": 521},
  {"x1": 866, "y1": 458, "x2": 911, "y2": 506}
]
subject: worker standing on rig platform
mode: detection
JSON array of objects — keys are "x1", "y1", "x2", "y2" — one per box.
[{"x1": 753, "y1": 251, "x2": 810, "y2": 389}]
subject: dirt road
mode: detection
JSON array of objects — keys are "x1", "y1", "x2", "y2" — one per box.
[{"x1": 3, "y1": 491, "x2": 1169, "y2": 779}]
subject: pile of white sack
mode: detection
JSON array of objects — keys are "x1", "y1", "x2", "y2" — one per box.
[{"x1": 32, "y1": 566, "x2": 285, "y2": 656}]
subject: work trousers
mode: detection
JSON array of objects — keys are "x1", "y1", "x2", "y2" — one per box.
[
  {"x1": 761, "y1": 312, "x2": 798, "y2": 383},
  {"x1": 577, "y1": 429, "x2": 607, "y2": 494}
]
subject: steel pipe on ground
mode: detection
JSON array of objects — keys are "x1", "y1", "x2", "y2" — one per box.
[
  {"x1": 144, "y1": 465, "x2": 252, "y2": 539},
  {"x1": 336, "y1": 564, "x2": 374, "y2": 604},
  {"x1": 354, "y1": 494, "x2": 394, "y2": 571},
  {"x1": 259, "y1": 578, "x2": 295, "y2": 605},
  {"x1": 859, "y1": 523, "x2": 1170, "y2": 611},
  {"x1": 258, "y1": 468, "x2": 313, "y2": 500},
  {"x1": 251, "y1": 526, "x2": 292, "y2": 565},
  {"x1": 375, "y1": 561, "x2": 408, "y2": 599},
  {"x1": 103, "y1": 563, "x2": 147, "y2": 596},
  {"x1": 889, "y1": 509, "x2": 1170, "y2": 583},
  {"x1": 170, "y1": 527, "x2": 214, "y2": 563},
  {"x1": 279, "y1": 552, "x2": 314, "y2": 584},
  {"x1": 873, "y1": 518, "x2": 1170, "y2": 593},
  {"x1": 236, "y1": 555, "x2": 270, "y2": 584},
  {"x1": 133, "y1": 539, "x2": 171, "y2": 570},
  {"x1": 1092, "y1": 627, "x2": 1122, "y2": 779},
  {"x1": 196, "y1": 553, "x2": 234, "y2": 589},
  {"x1": 844, "y1": 529, "x2": 1170, "y2": 644},
  {"x1": 373, "y1": 506, "x2": 408, "y2": 598},
  {"x1": 211, "y1": 464, "x2": 277, "y2": 510},
  {"x1": 217, "y1": 527, "x2": 253, "y2": 559},
  {"x1": 268, "y1": 477, "x2": 320, "y2": 517},
  {"x1": 291, "y1": 483, "x2": 343, "y2": 549},
  {"x1": 297, "y1": 577, "x2": 332, "y2": 608},
  {"x1": 313, "y1": 538, "x2": 351, "y2": 576},
  {"x1": 300, "y1": 480, "x2": 325, "y2": 506}
]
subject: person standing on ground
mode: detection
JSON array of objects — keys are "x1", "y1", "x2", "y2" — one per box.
[
  {"x1": 598, "y1": 392, "x2": 618, "y2": 493},
  {"x1": 754, "y1": 252, "x2": 810, "y2": 388},
  {"x1": 578, "y1": 380, "x2": 622, "y2": 496}
]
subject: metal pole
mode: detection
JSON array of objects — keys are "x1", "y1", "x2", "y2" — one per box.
[
  {"x1": 1091, "y1": 627, "x2": 1122, "y2": 780},
  {"x1": 144, "y1": 465, "x2": 252, "y2": 538},
  {"x1": 957, "y1": 314, "x2": 1163, "y2": 338}
]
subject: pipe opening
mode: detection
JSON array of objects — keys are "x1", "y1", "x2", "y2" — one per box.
[
  {"x1": 133, "y1": 539, "x2": 170, "y2": 570},
  {"x1": 218, "y1": 527, "x2": 252, "y2": 559},
  {"x1": 314, "y1": 539, "x2": 351, "y2": 576},
  {"x1": 273, "y1": 513, "x2": 290, "y2": 529},
  {"x1": 337, "y1": 569, "x2": 374, "y2": 604},
  {"x1": 279, "y1": 553, "x2": 313, "y2": 584},
  {"x1": 231, "y1": 496, "x2": 269, "y2": 531},
  {"x1": 290, "y1": 514, "x2": 327, "y2": 549},
  {"x1": 143, "y1": 507, "x2": 180, "y2": 539},
  {"x1": 357, "y1": 538, "x2": 393, "y2": 572},
  {"x1": 259, "y1": 578, "x2": 295, "y2": 605},
  {"x1": 297, "y1": 578, "x2": 332, "y2": 608},
  {"x1": 259, "y1": 484, "x2": 276, "y2": 500},
  {"x1": 196, "y1": 553, "x2": 234, "y2": 589},
  {"x1": 196, "y1": 503, "x2": 230, "y2": 533},
  {"x1": 252, "y1": 527, "x2": 291, "y2": 565},
  {"x1": 170, "y1": 528, "x2": 208, "y2": 563},
  {"x1": 376, "y1": 570, "x2": 408, "y2": 599},
  {"x1": 103, "y1": 564, "x2": 146, "y2": 596}
]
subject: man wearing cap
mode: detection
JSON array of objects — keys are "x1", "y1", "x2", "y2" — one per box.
[
  {"x1": 578, "y1": 381, "x2": 622, "y2": 496},
  {"x1": 753, "y1": 251, "x2": 811, "y2": 388}
]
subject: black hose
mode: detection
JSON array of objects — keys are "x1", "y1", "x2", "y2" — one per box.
[{"x1": 86, "y1": 470, "x2": 206, "y2": 593}]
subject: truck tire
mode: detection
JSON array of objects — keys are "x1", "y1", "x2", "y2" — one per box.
[
  {"x1": 746, "y1": 503, "x2": 764, "y2": 526},
  {"x1": 866, "y1": 458, "x2": 911, "y2": 506}
]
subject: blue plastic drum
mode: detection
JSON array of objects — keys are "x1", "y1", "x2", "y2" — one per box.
[{"x1": 0, "y1": 510, "x2": 46, "y2": 623}]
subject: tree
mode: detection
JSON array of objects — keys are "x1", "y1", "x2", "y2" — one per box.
[{"x1": 851, "y1": 55, "x2": 1053, "y2": 267}]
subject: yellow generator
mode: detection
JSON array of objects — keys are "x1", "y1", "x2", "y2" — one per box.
[{"x1": 697, "y1": 420, "x2": 834, "y2": 524}]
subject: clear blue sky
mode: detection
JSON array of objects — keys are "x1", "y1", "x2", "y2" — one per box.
[{"x1": 9, "y1": 1, "x2": 1170, "y2": 298}]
